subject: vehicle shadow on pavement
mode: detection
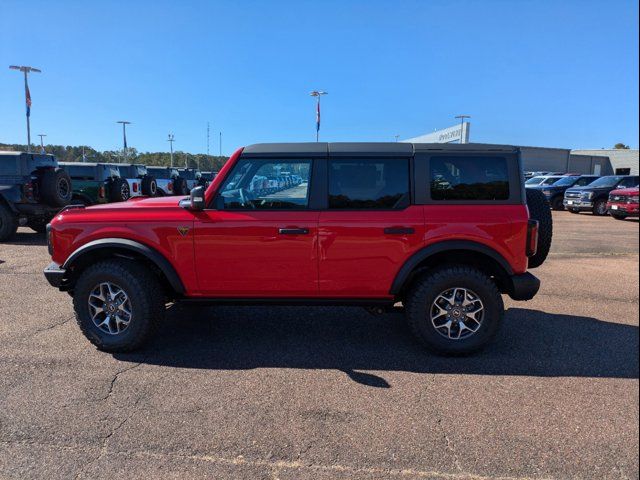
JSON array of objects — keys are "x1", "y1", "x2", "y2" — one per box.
[
  {"x1": 3, "y1": 231, "x2": 47, "y2": 246},
  {"x1": 114, "y1": 305, "x2": 639, "y2": 387}
]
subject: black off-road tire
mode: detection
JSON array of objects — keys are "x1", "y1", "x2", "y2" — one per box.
[
  {"x1": 173, "y1": 177, "x2": 188, "y2": 196},
  {"x1": 109, "y1": 178, "x2": 131, "y2": 202},
  {"x1": 141, "y1": 176, "x2": 158, "y2": 196},
  {"x1": 611, "y1": 212, "x2": 627, "y2": 221},
  {"x1": 550, "y1": 195, "x2": 565, "y2": 211},
  {"x1": 40, "y1": 167, "x2": 72, "y2": 207},
  {"x1": 0, "y1": 202, "x2": 19, "y2": 242},
  {"x1": 593, "y1": 199, "x2": 608, "y2": 216},
  {"x1": 526, "y1": 189, "x2": 553, "y2": 269},
  {"x1": 405, "y1": 265, "x2": 504, "y2": 355},
  {"x1": 73, "y1": 258, "x2": 164, "y2": 352},
  {"x1": 568, "y1": 208, "x2": 580, "y2": 214}
]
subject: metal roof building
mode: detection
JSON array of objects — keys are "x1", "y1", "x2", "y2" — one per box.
[{"x1": 571, "y1": 149, "x2": 639, "y2": 175}]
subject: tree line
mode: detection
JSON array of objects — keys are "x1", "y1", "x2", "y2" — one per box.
[{"x1": 0, "y1": 143, "x2": 229, "y2": 172}]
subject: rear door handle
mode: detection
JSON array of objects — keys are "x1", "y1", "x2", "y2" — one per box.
[
  {"x1": 384, "y1": 227, "x2": 415, "y2": 235},
  {"x1": 278, "y1": 228, "x2": 309, "y2": 235}
]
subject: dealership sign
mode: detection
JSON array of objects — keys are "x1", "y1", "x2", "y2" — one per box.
[{"x1": 403, "y1": 123, "x2": 471, "y2": 144}]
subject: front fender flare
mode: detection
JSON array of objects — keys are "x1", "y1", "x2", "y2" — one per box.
[
  {"x1": 63, "y1": 238, "x2": 185, "y2": 294},
  {"x1": 389, "y1": 240, "x2": 515, "y2": 295}
]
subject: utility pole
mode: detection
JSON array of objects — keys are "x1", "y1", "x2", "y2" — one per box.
[
  {"x1": 454, "y1": 115, "x2": 471, "y2": 144},
  {"x1": 9, "y1": 65, "x2": 41, "y2": 153},
  {"x1": 117, "y1": 121, "x2": 131, "y2": 163},
  {"x1": 310, "y1": 90, "x2": 327, "y2": 142},
  {"x1": 394, "y1": 135, "x2": 399, "y2": 142},
  {"x1": 207, "y1": 122, "x2": 210, "y2": 157},
  {"x1": 38, "y1": 134, "x2": 47, "y2": 153},
  {"x1": 219, "y1": 132, "x2": 222, "y2": 157},
  {"x1": 168, "y1": 133, "x2": 175, "y2": 167}
]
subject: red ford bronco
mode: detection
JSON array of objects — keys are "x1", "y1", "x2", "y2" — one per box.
[{"x1": 44, "y1": 143, "x2": 551, "y2": 355}]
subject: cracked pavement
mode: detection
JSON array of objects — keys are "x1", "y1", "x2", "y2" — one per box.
[{"x1": 0, "y1": 213, "x2": 638, "y2": 479}]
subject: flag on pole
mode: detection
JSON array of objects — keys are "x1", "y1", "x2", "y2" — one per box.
[
  {"x1": 25, "y1": 83, "x2": 32, "y2": 117},
  {"x1": 316, "y1": 100, "x2": 320, "y2": 132}
]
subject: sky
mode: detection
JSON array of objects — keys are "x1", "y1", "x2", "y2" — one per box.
[{"x1": 1, "y1": 0, "x2": 638, "y2": 155}]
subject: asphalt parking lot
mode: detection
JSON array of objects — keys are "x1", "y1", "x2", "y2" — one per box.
[{"x1": 0, "y1": 212, "x2": 638, "y2": 479}]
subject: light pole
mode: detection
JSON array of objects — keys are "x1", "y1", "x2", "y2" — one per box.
[
  {"x1": 394, "y1": 135, "x2": 399, "y2": 142},
  {"x1": 117, "y1": 121, "x2": 131, "y2": 163},
  {"x1": 454, "y1": 115, "x2": 471, "y2": 144},
  {"x1": 219, "y1": 131, "x2": 222, "y2": 157},
  {"x1": 310, "y1": 90, "x2": 327, "y2": 142},
  {"x1": 168, "y1": 133, "x2": 175, "y2": 167},
  {"x1": 9, "y1": 65, "x2": 41, "y2": 153},
  {"x1": 38, "y1": 134, "x2": 47, "y2": 153}
]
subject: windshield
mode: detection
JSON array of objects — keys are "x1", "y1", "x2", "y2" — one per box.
[
  {"x1": 589, "y1": 176, "x2": 624, "y2": 188},
  {"x1": 553, "y1": 176, "x2": 579, "y2": 186},
  {"x1": 541, "y1": 177, "x2": 561, "y2": 185},
  {"x1": 526, "y1": 177, "x2": 545, "y2": 185}
]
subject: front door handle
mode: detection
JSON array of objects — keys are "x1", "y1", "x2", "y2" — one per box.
[
  {"x1": 278, "y1": 228, "x2": 309, "y2": 235},
  {"x1": 384, "y1": 227, "x2": 415, "y2": 235}
]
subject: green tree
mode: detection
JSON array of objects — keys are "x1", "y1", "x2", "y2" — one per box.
[{"x1": 614, "y1": 143, "x2": 630, "y2": 149}]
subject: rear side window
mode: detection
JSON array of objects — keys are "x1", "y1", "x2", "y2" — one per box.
[
  {"x1": 430, "y1": 156, "x2": 509, "y2": 201},
  {"x1": 328, "y1": 158, "x2": 410, "y2": 209}
]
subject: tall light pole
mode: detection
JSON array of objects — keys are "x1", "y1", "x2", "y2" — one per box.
[
  {"x1": 219, "y1": 131, "x2": 222, "y2": 157},
  {"x1": 38, "y1": 134, "x2": 47, "y2": 153},
  {"x1": 310, "y1": 90, "x2": 327, "y2": 142},
  {"x1": 117, "y1": 121, "x2": 131, "y2": 163},
  {"x1": 167, "y1": 133, "x2": 175, "y2": 167},
  {"x1": 454, "y1": 115, "x2": 471, "y2": 144},
  {"x1": 9, "y1": 65, "x2": 41, "y2": 153},
  {"x1": 394, "y1": 135, "x2": 399, "y2": 142}
]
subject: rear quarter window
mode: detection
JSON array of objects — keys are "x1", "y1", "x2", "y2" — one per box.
[{"x1": 430, "y1": 156, "x2": 509, "y2": 201}]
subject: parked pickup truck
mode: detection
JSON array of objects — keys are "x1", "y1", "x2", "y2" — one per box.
[
  {"x1": 44, "y1": 142, "x2": 551, "y2": 355},
  {"x1": 59, "y1": 162, "x2": 132, "y2": 206},
  {"x1": 1, "y1": 151, "x2": 72, "y2": 240},
  {"x1": 564, "y1": 175, "x2": 640, "y2": 215},
  {"x1": 526, "y1": 175, "x2": 599, "y2": 210},
  {"x1": 607, "y1": 187, "x2": 639, "y2": 220}
]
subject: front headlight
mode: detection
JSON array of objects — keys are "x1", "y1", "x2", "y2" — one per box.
[
  {"x1": 541, "y1": 190, "x2": 552, "y2": 196},
  {"x1": 582, "y1": 192, "x2": 594, "y2": 199},
  {"x1": 630, "y1": 196, "x2": 639, "y2": 204}
]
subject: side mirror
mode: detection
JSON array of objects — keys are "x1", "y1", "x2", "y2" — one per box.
[{"x1": 181, "y1": 185, "x2": 205, "y2": 211}]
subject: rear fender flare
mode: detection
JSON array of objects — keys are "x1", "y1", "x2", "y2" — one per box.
[
  {"x1": 63, "y1": 238, "x2": 185, "y2": 294},
  {"x1": 389, "y1": 240, "x2": 514, "y2": 295}
]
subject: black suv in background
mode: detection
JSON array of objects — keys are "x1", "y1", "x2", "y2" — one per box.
[
  {"x1": 1, "y1": 151, "x2": 72, "y2": 240},
  {"x1": 530, "y1": 175, "x2": 600, "y2": 210},
  {"x1": 564, "y1": 175, "x2": 640, "y2": 215}
]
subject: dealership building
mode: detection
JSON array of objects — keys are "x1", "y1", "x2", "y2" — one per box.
[{"x1": 404, "y1": 123, "x2": 639, "y2": 175}]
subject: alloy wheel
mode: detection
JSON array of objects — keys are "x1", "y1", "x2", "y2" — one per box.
[
  {"x1": 88, "y1": 282, "x2": 132, "y2": 335},
  {"x1": 430, "y1": 287, "x2": 484, "y2": 340}
]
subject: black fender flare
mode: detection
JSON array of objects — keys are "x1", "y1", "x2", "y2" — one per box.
[
  {"x1": 62, "y1": 238, "x2": 185, "y2": 294},
  {"x1": 389, "y1": 240, "x2": 514, "y2": 295}
]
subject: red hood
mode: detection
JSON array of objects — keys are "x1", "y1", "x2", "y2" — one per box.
[
  {"x1": 85, "y1": 195, "x2": 185, "y2": 210},
  {"x1": 610, "y1": 187, "x2": 639, "y2": 196}
]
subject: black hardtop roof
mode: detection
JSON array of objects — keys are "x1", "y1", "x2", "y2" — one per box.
[{"x1": 242, "y1": 142, "x2": 519, "y2": 157}]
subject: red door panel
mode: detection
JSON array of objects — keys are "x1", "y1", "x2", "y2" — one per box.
[
  {"x1": 318, "y1": 206, "x2": 425, "y2": 297},
  {"x1": 193, "y1": 211, "x2": 319, "y2": 297}
]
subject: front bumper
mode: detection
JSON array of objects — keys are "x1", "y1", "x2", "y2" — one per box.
[
  {"x1": 505, "y1": 272, "x2": 540, "y2": 301},
  {"x1": 43, "y1": 262, "x2": 67, "y2": 289},
  {"x1": 563, "y1": 199, "x2": 593, "y2": 211},
  {"x1": 607, "y1": 202, "x2": 639, "y2": 216}
]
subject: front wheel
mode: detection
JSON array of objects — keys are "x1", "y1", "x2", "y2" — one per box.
[
  {"x1": 569, "y1": 208, "x2": 580, "y2": 214},
  {"x1": 72, "y1": 259, "x2": 164, "y2": 352},
  {"x1": 405, "y1": 266, "x2": 504, "y2": 355},
  {"x1": 593, "y1": 199, "x2": 608, "y2": 216},
  {"x1": 611, "y1": 212, "x2": 627, "y2": 220},
  {"x1": 551, "y1": 196, "x2": 565, "y2": 211}
]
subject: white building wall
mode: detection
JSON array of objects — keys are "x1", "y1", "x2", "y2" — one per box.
[{"x1": 571, "y1": 149, "x2": 639, "y2": 175}]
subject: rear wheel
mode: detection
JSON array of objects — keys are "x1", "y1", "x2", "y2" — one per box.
[
  {"x1": 593, "y1": 199, "x2": 608, "y2": 216},
  {"x1": 141, "y1": 176, "x2": 158, "y2": 196},
  {"x1": 405, "y1": 266, "x2": 504, "y2": 355},
  {"x1": 73, "y1": 259, "x2": 164, "y2": 352},
  {"x1": 0, "y1": 203, "x2": 19, "y2": 242},
  {"x1": 173, "y1": 177, "x2": 188, "y2": 196},
  {"x1": 526, "y1": 189, "x2": 553, "y2": 269},
  {"x1": 611, "y1": 212, "x2": 627, "y2": 220}
]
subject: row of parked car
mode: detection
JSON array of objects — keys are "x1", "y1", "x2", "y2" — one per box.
[
  {"x1": 525, "y1": 173, "x2": 639, "y2": 220},
  {"x1": 0, "y1": 151, "x2": 217, "y2": 241}
]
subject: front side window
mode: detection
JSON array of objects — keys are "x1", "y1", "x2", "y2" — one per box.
[
  {"x1": 575, "y1": 176, "x2": 597, "y2": 187},
  {"x1": 328, "y1": 158, "x2": 409, "y2": 209},
  {"x1": 526, "y1": 176, "x2": 545, "y2": 185},
  {"x1": 219, "y1": 158, "x2": 311, "y2": 209},
  {"x1": 430, "y1": 156, "x2": 509, "y2": 201}
]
